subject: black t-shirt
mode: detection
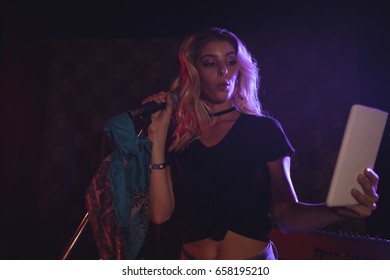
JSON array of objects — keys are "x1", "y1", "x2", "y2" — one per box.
[{"x1": 169, "y1": 114, "x2": 295, "y2": 243}]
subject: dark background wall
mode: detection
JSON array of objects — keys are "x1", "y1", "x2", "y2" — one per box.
[{"x1": 1, "y1": 1, "x2": 389, "y2": 259}]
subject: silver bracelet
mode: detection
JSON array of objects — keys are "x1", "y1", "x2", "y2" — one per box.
[{"x1": 149, "y1": 162, "x2": 169, "y2": 170}]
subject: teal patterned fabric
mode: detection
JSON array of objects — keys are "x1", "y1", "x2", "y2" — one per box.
[{"x1": 104, "y1": 112, "x2": 152, "y2": 259}]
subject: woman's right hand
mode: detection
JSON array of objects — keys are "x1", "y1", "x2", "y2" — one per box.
[{"x1": 141, "y1": 91, "x2": 173, "y2": 141}]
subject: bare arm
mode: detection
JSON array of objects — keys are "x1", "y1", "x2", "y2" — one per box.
[
  {"x1": 143, "y1": 92, "x2": 175, "y2": 224},
  {"x1": 148, "y1": 164, "x2": 174, "y2": 224},
  {"x1": 269, "y1": 156, "x2": 379, "y2": 233}
]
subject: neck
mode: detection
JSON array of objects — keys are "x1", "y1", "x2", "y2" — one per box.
[{"x1": 211, "y1": 106, "x2": 236, "y2": 117}]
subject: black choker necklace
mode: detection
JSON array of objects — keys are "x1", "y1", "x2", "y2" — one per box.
[{"x1": 211, "y1": 106, "x2": 236, "y2": 117}]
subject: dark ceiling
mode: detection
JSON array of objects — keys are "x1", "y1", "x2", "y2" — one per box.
[{"x1": 2, "y1": 1, "x2": 388, "y2": 38}]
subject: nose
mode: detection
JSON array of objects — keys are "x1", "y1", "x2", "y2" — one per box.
[{"x1": 218, "y1": 66, "x2": 227, "y2": 76}]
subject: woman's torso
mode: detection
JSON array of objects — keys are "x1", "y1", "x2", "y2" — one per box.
[{"x1": 169, "y1": 113, "x2": 294, "y2": 259}]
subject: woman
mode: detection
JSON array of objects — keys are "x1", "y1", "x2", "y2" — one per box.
[{"x1": 142, "y1": 27, "x2": 379, "y2": 259}]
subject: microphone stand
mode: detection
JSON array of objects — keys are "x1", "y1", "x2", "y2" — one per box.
[{"x1": 60, "y1": 212, "x2": 90, "y2": 260}]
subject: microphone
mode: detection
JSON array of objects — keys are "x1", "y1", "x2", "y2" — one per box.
[{"x1": 128, "y1": 91, "x2": 179, "y2": 119}]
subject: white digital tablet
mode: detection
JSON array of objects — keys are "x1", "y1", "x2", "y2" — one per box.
[{"x1": 326, "y1": 104, "x2": 388, "y2": 207}]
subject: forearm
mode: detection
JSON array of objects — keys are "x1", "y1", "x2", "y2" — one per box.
[
  {"x1": 147, "y1": 133, "x2": 174, "y2": 224},
  {"x1": 274, "y1": 202, "x2": 344, "y2": 233}
]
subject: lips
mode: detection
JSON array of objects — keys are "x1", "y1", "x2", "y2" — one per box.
[{"x1": 217, "y1": 82, "x2": 229, "y2": 91}]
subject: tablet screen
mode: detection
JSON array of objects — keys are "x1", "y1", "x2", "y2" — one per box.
[{"x1": 326, "y1": 104, "x2": 388, "y2": 207}]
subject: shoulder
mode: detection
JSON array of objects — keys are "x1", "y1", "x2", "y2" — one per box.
[
  {"x1": 238, "y1": 113, "x2": 291, "y2": 144},
  {"x1": 239, "y1": 113, "x2": 284, "y2": 130},
  {"x1": 239, "y1": 114, "x2": 295, "y2": 159}
]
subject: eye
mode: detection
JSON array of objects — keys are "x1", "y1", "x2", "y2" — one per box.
[
  {"x1": 202, "y1": 61, "x2": 217, "y2": 67},
  {"x1": 226, "y1": 60, "x2": 237, "y2": 66},
  {"x1": 226, "y1": 53, "x2": 238, "y2": 66}
]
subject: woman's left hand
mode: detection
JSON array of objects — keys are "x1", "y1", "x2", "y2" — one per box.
[{"x1": 333, "y1": 168, "x2": 379, "y2": 218}]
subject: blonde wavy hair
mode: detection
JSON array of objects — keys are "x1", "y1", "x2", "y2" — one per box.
[{"x1": 169, "y1": 27, "x2": 264, "y2": 152}]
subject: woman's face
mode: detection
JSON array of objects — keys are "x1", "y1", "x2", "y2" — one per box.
[{"x1": 195, "y1": 40, "x2": 239, "y2": 105}]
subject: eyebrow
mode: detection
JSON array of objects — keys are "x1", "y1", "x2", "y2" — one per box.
[{"x1": 199, "y1": 51, "x2": 237, "y2": 59}]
